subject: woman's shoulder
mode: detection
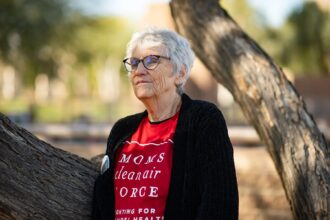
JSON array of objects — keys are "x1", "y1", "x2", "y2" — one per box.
[
  {"x1": 187, "y1": 98, "x2": 223, "y2": 119},
  {"x1": 106, "y1": 111, "x2": 146, "y2": 154},
  {"x1": 181, "y1": 98, "x2": 228, "y2": 134},
  {"x1": 190, "y1": 98, "x2": 218, "y2": 110},
  {"x1": 182, "y1": 93, "x2": 218, "y2": 111}
]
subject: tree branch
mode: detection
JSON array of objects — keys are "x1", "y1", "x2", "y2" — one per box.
[
  {"x1": 170, "y1": 0, "x2": 330, "y2": 219},
  {"x1": 0, "y1": 113, "x2": 99, "y2": 219}
]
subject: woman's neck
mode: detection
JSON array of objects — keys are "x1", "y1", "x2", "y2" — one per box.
[{"x1": 142, "y1": 93, "x2": 182, "y2": 122}]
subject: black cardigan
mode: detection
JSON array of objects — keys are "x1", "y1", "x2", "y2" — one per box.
[{"x1": 91, "y1": 94, "x2": 239, "y2": 220}]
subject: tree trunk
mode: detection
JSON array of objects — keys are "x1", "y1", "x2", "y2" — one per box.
[
  {"x1": 0, "y1": 113, "x2": 99, "y2": 219},
  {"x1": 170, "y1": 0, "x2": 329, "y2": 219}
]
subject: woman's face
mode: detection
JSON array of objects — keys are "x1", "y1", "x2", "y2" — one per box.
[{"x1": 129, "y1": 44, "x2": 180, "y2": 101}]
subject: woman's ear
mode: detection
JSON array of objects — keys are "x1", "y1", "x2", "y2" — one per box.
[{"x1": 175, "y1": 66, "x2": 187, "y2": 86}]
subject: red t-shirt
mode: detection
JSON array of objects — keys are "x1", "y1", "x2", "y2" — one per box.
[{"x1": 114, "y1": 112, "x2": 179, "y2": 220}]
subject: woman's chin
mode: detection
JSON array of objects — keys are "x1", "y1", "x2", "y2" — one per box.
[{"x1": 134, "y1": 90, "x2": 154, "y2": 100}]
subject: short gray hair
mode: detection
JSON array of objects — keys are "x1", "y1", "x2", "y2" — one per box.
[{"x1": 125, "y1": 27, "x2": 195, "y2": 94}]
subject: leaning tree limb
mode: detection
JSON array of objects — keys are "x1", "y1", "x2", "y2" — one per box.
[
  {"x1": 0, "y1": 113, "x2": 99, "y2": 219},
  {"x1": 170, "y1": 0, "x2": 329, "y2": 219}
]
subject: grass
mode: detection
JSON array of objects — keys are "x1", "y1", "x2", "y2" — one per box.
[{"x1": 0, "y1": 98, "x2": 124, "y2": 123}]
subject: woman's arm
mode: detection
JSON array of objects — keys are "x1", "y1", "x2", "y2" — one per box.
[{"x1": 196, "y1": 107, "x2": 239, "y2": 220}]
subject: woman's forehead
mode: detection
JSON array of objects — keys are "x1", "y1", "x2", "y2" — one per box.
[{"x1": 132, "y1": 44, "x2": 167, "y2": 57}]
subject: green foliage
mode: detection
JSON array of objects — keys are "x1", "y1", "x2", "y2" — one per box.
[
  {"x1": 34, "y1": 99, "x2": 113, "y2": 123},
  {"x1": 0, "y1": 0, "x2": 133, "y2": 87},
  {"x1": 64, "y1": 16, "x2": 132, "y2": 97},
  {"x1": 67, "y1": 16, "x2": 132, "y2": 65},
  {"x1": 222, "y1": 0, "x2": 330, "y2": 76},
  {"x1": 280, "y1": 2, "x2": 330, "y2": 75},
  {"x1": 0, "y1": 0, "x2": 72, "y2": 85},
  {"x1": 222, "y1": 0, "x2": 266, "y2": 36}
]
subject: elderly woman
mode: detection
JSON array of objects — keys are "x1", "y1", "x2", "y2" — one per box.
[{"x1": 92, "y1": 28, "x2": 238, "y2": 220}]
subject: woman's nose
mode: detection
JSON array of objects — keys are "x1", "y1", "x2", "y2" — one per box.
[{"x1": 135, "y1": 61, "x2": 147, "y2": 73}]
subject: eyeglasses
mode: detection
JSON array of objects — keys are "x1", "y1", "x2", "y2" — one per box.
[{"x1": 123, "y1": 55, "x2": 171, "y2": 72}]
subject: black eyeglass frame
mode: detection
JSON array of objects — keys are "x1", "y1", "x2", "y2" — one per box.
[{"x1": 123, "y1": 55, "x2": 171, "y2": 72}]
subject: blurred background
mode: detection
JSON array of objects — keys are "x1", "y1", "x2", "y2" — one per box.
[{"x1": 1, "y1": 0, "x2": 329, "y2": 219}]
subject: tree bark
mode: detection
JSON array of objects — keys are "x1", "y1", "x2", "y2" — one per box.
[
  {"x1": 170, "y1": 0, "x2": 330, "y2": 219},
  {"x1": 0, "y1": 113, "x2": 99, "y2": 219}
]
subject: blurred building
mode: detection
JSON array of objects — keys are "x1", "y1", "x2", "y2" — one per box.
[{"x1": 294, "y1": 76, "x2": 330, "y2": 137}]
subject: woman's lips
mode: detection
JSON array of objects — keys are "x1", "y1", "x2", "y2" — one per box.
[{"x1": 135, "y1": 80, "x2": 150, "y2": 85}]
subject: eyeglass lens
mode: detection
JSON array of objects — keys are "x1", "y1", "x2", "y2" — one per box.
[{"x1": 125, "y1": 55, "x2": 160, "y2": 71}]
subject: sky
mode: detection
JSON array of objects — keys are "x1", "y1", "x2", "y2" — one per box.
[{"x1": 77, "y1": 0, "x2": 304, "y2": 27}]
